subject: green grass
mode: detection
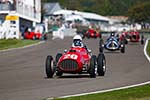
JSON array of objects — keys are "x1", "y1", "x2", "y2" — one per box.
[
  {"x1": 46, "y1": 84, "x2": 150, "y2": 100},
  {"x1": 147, "y1": 40, "x2": 150, "y2": 57},
  {"x1": 0, "y1": 39, "x2": 40, "y2": 50}
]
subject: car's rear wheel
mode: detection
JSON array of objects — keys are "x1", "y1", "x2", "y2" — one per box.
[
  {"x1": 141, "y1": 35, "x2": 144, "y2": 45},
  {"x1": 32, "y1": 36, "x2": 36, "y2": 40},
  {"x1": 45, "y1": 55, "x2": 55, "y2": 78},
  {"x1": 120, "y1": 41, "x2": 125, "y2": 53},
  {"x1": 55, "y1": 53, "x2": 63, "y2": 76},
  {"x1": 99, "y1": 33, "x2": 102, "y2": 38},
  {"x1": 123, "y1": 37, "x2": 128, "y2": 44},
  {"x1": 55, "y1": 53, "x2": 62, "y2": 63},
  {"x1": 99, "y1": 39, "x2": 103, "y2": 53},
  {"x1": 87, "y1": 33, "x2": 90, "y2": 39},
  {"x1": 97, "y1": 53, "x2": 106, "y2": 76},
  {"x1": 89, "y1": 55, "x2": 96, "y2": 78}
]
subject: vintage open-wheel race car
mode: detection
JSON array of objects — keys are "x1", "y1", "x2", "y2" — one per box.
[
  {"x1": 45, "y1": 46, "x2": 106, "y2": 78},
  {"x1": 120, "y1": 30, "x2": 144, "y2": 45},
  {"x1": 99, "y1": 33, "x2": 125, "y2": 53}
]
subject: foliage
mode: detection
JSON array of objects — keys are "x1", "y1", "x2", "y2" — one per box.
[
  {"x1": 41, "y1": 0, "x2": 150, "y2": 23},
  {"x1": 127, "y1": 1, "x2": 150, "y2": 23},
  {"x1": 41, "y1": 0, "x2": 149, "y2": 16}
]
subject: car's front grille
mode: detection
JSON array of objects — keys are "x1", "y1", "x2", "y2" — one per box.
[
  {"x1": 59, "y1": 59, "x2": 78, "y2": 71},
  {"x1": 110, "y1": 42, "x2": 117, "y2": 47}
]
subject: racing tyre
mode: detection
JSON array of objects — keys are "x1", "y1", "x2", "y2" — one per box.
[
  {"x1": 89, "y1": 55, "x2": 96, "y2": 78},
  {"x1": 82, "y1": 33, "x2": 85, "y2": 39},
  {"x1": 99, "y1": 33, "x2": 102, "y2": 38},
  {"x1": 55, "y1": 53, "x2": 62, "y2": 63},
  {"x1": 121, "y1": 35, "x2": 128, "y2": 45},
  {"x1": 99, "y1": 39, "x2": 103, "y2": 53},
  {"x1": 97, "y1": 53, "x2": 106, "y2": 76},
  {"x1": 55, "y1": 53, "x2": 63, "y2": 76},
  {"x1": 45, "y1": 55, "x2": 55, "y2": 78},
  {"x1": 120, "y1": 41, "x2": 125, "y2": 53},
  {"x1": 44, "y1": 34, "x2": 48, "y2": 40},
  {"x1": 124, "y1": 38, "x2": 128, "y2": 45},
  {"x1": 87, "y1": 33, "x2": 90, "y2": 39},
  {"x1": 141, "y1": 35, "x2": 144, "y2": 45},
  {"x1": 32, "y1": 36, "x2": 36, "y2": 40}
]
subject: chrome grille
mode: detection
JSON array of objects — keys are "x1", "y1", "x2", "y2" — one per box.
[{"x1": 59, "y1": 60, "x2": 78, "y2": 71}]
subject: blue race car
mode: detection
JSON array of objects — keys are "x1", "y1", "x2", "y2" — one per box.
[{"x1": 99, "y1": 33, "x2": 125, "y2": 53}]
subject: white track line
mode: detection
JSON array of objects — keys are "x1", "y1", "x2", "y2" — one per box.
[
  {"x1": 48, "y1": 38, "x2": 150, "y2": 100},
  {"x1": 144, "y1": 37, "x2": 150, "y2": 62},
  {"x1": 48, "y1": 81, "x2": 150, "y2": 100},
  {"x1": 0, "y1": 41, "x2": 45, "y2": 53}
]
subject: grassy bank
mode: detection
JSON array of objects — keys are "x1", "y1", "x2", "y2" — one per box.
[
  {"x1": 0, "y1": 39, "x2": 40, "y2": 50},
  {"x1": 47, "y1": 84, "x2": 150, "y2": 100},
  {"x1": 147, "y1": 40, "x2": 150, "y2": 56}
]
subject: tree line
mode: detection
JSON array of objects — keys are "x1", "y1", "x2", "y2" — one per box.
[{"x1": 42, "y1": 0, "x2": 150, "y2": 23}]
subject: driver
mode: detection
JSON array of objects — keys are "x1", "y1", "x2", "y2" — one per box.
[
  {"x1": 72, "y1": 35, "x2": 84, "y2": 47},
  {"x1": 107, "y1": 32, "x2": 119, "y2": 42},
  {"x1": 87, "y1": 26, "x2": 97, "y2": 35},
  {"x1": 72, "y1": 35, "x2": 91, "y2": 53},
  {"x1": 107, "y1": 32, "x2": 115, "y2": 40}
]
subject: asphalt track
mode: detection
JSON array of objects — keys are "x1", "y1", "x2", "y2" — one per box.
[{"x1": 0, "y1": 36, "x2": 150, "y2": 100}]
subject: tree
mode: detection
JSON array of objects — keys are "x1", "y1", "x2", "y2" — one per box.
[
  {"x1": 127, "y1": 2, "x2": 150, "y2": 23},
  {"x1": 41, "y1": 0, "x2": 150, "y2": 17}
]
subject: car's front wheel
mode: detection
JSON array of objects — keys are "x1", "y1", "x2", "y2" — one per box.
[
  {"x1": 45, "y1": 55, "x2": 55, "y2": 78},
  {"x1": 89, "y1": 55, "x2": 96, "y2": 78},
  {"x1": 97, "y1": 53, "x2": 106, "y2": 76}
]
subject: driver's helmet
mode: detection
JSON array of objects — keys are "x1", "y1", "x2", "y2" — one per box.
[
  {"x1": 110, "y1": 32, "x2": 115, "y2": 37},
  {"x1": 28, "y1": 28, "x2": 31, "y2": 32},
  {"x1": 72, "y1": 35, "x2": 83, "y2": 47},
  {"x1": 89, "y1": 26, "x2": 92, "y2": 29},
  {"x1": 123, "y1": 29, "x2": 126, "y2": 32}
]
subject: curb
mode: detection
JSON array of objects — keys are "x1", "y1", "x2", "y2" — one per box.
[{"x1": 0, "y1": 41, "x2": 45, "y2": 53}]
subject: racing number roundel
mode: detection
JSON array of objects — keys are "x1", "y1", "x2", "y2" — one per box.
[{"x1": 64, "y1": 54, "x2": 78, "y2": 60}]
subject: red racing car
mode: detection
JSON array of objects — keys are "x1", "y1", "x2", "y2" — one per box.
[
  {"x1": 24, "y1": 28, "x2": 47, "y2": 40},
  {"x1": 83, "y1": 28, "x2": 101, "y2": 39},
  {"x1": 45, "y1": 46, "x2": 106, "y2": 78},
  {"x1": 24, "y1": 31, "x2": 42, "y2": 40},
  {"x1": 120, "y1": 30, "x2": 144, "y2": 45}
]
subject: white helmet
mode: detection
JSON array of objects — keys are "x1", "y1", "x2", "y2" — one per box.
[
  {"x1": 72, "y1": 35, "x2": 83, "y2": 47},
  {"x1": 28, "y1": 28, "x2": 31, "y2": 32},
  {"x1": 89, "y1": 26, "x2": 92, "y2": 29},
  {"x1": 73, "y1": 35, "x2": 82, "y2": 41}
]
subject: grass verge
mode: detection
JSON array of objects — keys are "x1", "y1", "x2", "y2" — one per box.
[
  {"x1": 46, "y1": 84, "x2": 150, "y2": 100},
  {"x1": 147, "y1": 40, "x2": 150, "y2": 57},
  {"x1": 0, "y1": 39, "x2": 40, "y2": 50}
]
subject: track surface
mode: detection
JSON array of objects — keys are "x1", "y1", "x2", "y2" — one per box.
[{"x1": 0, "y1": 37, "x2": 150, "y2": 100}]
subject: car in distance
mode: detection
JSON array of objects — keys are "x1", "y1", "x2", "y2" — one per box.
[
  {"x1": 82, "y1": 27, "x2": 101, "y2": 39},
  {"x1": 99, "y1": 33, "x2": 125, "y2": 53},
  {"x1": 120, "y1": 30, "x2": 144, "y2": 45}
]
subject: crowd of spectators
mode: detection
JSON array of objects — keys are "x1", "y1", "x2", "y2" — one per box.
[{"x1": 141, "y1": 23, "x2": 150, "y2": 30}]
